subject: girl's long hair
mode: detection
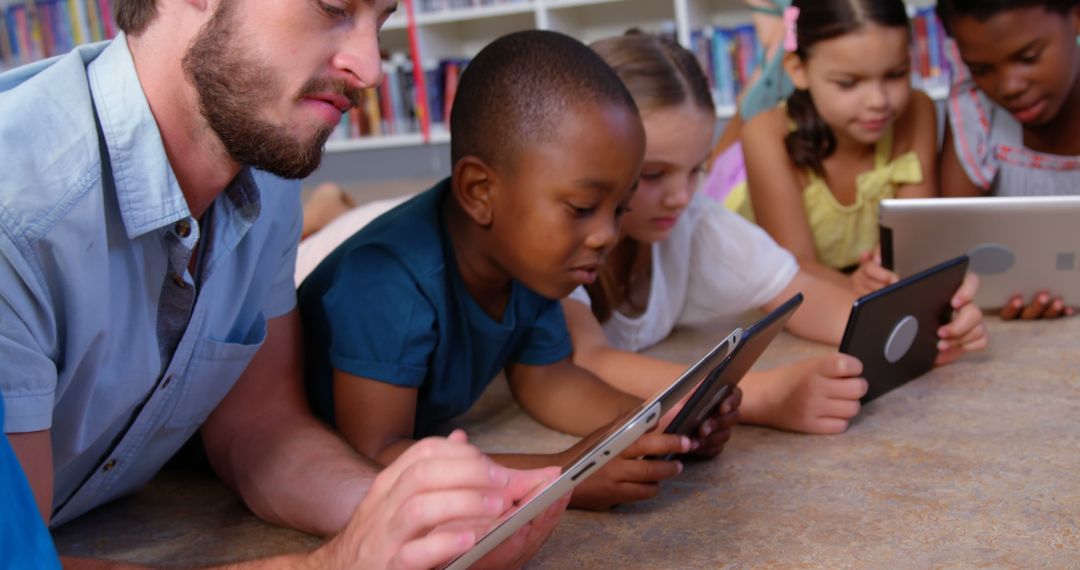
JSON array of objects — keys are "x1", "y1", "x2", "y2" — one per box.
[
  {"x1": 587, "y1": 31, "x2": 714, "y2": 322},
  {"x1": 785, "y1": 0, "x2": 910, "y2": 177}
]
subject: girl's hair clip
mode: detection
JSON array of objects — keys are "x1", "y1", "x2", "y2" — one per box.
[{"x1": 783, "y1": 6, "x2": 800, "y2": 53}]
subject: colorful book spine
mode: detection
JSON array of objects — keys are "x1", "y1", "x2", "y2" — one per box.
[{"x1": 1, "y1": 0, "x2": 115, "y2": 69}]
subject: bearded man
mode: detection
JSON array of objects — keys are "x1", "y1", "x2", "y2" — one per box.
[{"x1": 0, "y1": 1, "x2": 562, "y2": 567}]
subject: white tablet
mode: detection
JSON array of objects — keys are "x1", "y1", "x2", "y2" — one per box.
[
  {"x1": 879, "y1": 196, "x2": 1080, "y2": 309},
  {"x1": 442, "y1": 326, "x2": 743, "y2": 570}
]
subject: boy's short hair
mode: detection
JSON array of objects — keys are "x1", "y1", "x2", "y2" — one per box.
[
  {"x1": 936, "y1": 0, "x2": 1080, "y2": 33},
  {"x1": 114, "y1": 0, "x2": 158, "y2": 36},
  {"x1": 450, "y1": 30, "x2": 640, "y2": 172}
]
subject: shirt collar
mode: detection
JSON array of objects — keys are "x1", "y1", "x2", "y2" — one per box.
[{"x1": 88, "y1": 34, "x2": 190, "y2": 240}]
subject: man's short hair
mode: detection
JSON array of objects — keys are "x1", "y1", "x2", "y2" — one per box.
[
  {"x1": 449, "y1": 29, "x2": 639, "y2": 172},
  {"x1": 115, "y1": 0, "x2": 158, "y2": 36}
]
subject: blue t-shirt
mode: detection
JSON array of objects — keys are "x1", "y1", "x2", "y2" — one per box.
[
  {"x1": 299, "y1": 179, "x2": 572, "y2": 437},
  {"x1": 0, "y1": 399, "x2": 62, "y2": 568}
]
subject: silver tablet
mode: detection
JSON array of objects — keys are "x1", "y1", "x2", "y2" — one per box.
[
  {"x1": 879, "y1": 196, "x2": 1080, "y2": 309},
  {"x1": 442, "y1": 326, "x2": 742, "y2": 570}
]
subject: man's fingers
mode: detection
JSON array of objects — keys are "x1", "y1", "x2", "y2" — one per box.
[
  {"x1": 387, "y1": 490, "x2": 509, "y2": 544},
  {"x1": 390, "y1": 529, "x2": 477, "y2": 570}
]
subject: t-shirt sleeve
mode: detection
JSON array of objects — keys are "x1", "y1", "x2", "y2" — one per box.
[
  {"x1": 679, "y1": 198, "x2": 799, "y2": 326},
  {"x1": 264, "y1": 189, "x2": 302, "y2": 319},
  {"x1": 512, "y1": 297, "x2": 573, "y2": 366},
  {"x1": 944, "y1": 40, "x2": 998, "y2": 192},
  {"x1": 0, "y1": 239, "x2": 58, "y2": 433},
  {"x1": 321, "y1": 246, "x2": 436, "y2": 388},
  {"x1": 566, "y1": 285, "x2": 592, "y2": 307}
]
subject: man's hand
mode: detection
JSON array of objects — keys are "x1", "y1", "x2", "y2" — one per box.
[
  {"x1": 313, "y1": 431, "x2": 559, "y2": 570},
  {"x1": 568, "y1": 432, "x2": 690, "y2": 510}
]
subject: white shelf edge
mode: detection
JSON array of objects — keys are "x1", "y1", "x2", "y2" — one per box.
[
  {"x1": 544, "y1": 0, "x2": 632, "y2": 10},
  {"x1": 413, "y1": 1, "x2": 538, "y2": 27},
  {"x1": 324, "y1": 129, "x2": 450, "y2": 153}
]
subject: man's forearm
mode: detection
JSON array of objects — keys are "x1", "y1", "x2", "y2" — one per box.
[{"x1": 209, "y1": 412, "x2": 376, "y2": 536}]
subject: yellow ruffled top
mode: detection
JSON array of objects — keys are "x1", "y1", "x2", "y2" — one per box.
[{"x1": 726, "y1": 126, "x2": 922, "y2": 269}]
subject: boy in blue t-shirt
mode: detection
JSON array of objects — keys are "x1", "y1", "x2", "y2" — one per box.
[{"x1": 299, "y1": 30, "x2": 739, "y2": 510}]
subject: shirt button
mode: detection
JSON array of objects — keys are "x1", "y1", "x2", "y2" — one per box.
[
  {"x1": 102, "y1": 459, "x2": 118, "y2": 472},
  {"x1": 174, "y1": 220, "x2": 192, "y2": 238},
  {"x1": 172, "y1": 273, "x2": 188, "y2": 289}
]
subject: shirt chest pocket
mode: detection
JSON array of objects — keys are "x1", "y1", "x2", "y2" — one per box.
[{"x1": 165, "y1": 315, "x2": 268, "y2": 428}]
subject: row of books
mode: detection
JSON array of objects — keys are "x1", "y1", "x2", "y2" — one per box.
[
  {"x1": 688, "y1": 8, "x2": 953, "y2": 113},
  {"x1": 909, "y1": 6, "x2": 951, "y2": 94},
  {"x1": 689, "y1": 24, "x2": 765, "y2": 111},
  {"x1": 1, "y1": 0, "x2": 116, "y2": 72},
  {"x1": 416, "y1": 0, "x2": 531, "y2": 14},
  {"x1": 330, "y1": 54, "x2": 471, "y2": 142}
]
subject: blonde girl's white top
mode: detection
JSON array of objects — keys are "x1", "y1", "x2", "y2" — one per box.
[
  {"x1": 295, "y1": 194, "x2": 412, "y2": 286},
  {"x1": 568, "y1": 193, "x2": 799, "y2": 352}
]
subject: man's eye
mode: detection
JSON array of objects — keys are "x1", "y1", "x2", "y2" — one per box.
[{"x1": 319, "y1": 1, "x2": 349, "y2": 18}]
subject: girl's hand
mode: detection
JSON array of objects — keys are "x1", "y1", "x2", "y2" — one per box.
[
  {"x1": 688, "y1": 387, "x2": 742, "y2": 459},
  {"x1": 568, "y1": 433, "x2": 691, "y2": 510},
  {"x1": 936, "y1": 272, "x2": 989, "y2": 365},
  {"x1": 851, "y1": 247, "x2": 899, "y2": 296},
  {"x1": 755, "y1": 354, "x2": 868, "y2": 435},
  {"x1": 999, "y1": 292, "x2": 1076, "y2": 321}
]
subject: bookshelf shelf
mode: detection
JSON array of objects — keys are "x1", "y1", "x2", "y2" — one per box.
[
  {"x1": 415, "y1": 1, "x2": 538, "y2": 26},
  {"x1": 325, "y1": 129, "x2": 450, "y2": 153}
]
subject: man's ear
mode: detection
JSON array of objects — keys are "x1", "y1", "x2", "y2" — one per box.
[
  {"x1": 783, "y1": 52, "x2": 810, "y2": 91},
  {"x1": 451, "y1": 157, "x2": 497, "y2": 227}
]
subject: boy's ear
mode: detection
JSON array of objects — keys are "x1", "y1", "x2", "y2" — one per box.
[
  {"x1": 783, "y1": 52, "x2": 810, "y2": 91},
  {"x1": 451, "y1": 157, "x2": 498, "y2": 226}
]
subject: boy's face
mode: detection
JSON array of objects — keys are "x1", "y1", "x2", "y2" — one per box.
[
  {"x1": 949, "y1": 6, "x2": 1080, "y2": 126},
  {"x1": 788, "y1": 23, "x2": 913, "y2": 147},
  {"x1": 621, "y1": 104, "x2": 716, "y2": 244},
  {"x1": 487, "y1": 104, "x2": 645, "y2": 299},
  {"x1": 183, "y1": 0, "x2": 395, "y2": 178}
]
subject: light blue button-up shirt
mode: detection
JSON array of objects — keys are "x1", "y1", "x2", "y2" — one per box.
[{"x1": 0, "y1": 36, "x2": 301, "y2": 526}]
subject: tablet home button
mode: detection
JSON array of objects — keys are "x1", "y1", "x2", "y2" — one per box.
[
  {"x1": 884, "y1": 315, "x2": 919, "y2": 363},
  {"x1": 968, "y1": 242, "x2": 1015, "y2": 275}
]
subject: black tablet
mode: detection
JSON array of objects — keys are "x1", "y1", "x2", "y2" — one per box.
[
  {"x1": 840, "y1": 255, "x2": 969, "y2": 404},
  {"x1": 660, "y1": 293, "x2": 804, "y2": 449}
]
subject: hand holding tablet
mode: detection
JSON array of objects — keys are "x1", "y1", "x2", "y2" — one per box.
[{"x1": 840, "y1": 255, "x2": 970, "y2": 404}]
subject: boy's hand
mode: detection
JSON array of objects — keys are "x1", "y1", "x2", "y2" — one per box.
[
  {"x1": 688, "y1": 387, "x2": 742, "y2": 458},
  {"x1": 459, "y1": 488, "x2": 570, "y2": 570},
  {"x1": 936, "y1": 272, "x2": 988, "y2": 365},
  {"x1": 568, "y1": 433, "x2": 691, "y2": 510},
  {"x1": 755, "y1": 354, "x2": 868, "y2": 435},
  {"x1": 851, "y1": 247, "x2": 899, "y2": 296},
  {"x1": 999, "y1": 291, "x2": 1076, "y2": 321}
]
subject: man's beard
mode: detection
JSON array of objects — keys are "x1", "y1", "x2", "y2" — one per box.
[{"x1": 181, "y1": 3, "x2": 351, "y2": 179}]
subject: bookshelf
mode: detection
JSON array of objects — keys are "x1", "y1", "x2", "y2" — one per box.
[
  {"x1": 0, "y1": 0, "x2": 953, "y2": 185},
  {"x1": 0, "y1": 0, "x2": 116, "y2": 72},
  {"x1": 322, "y1": 0, "x2": 951, "y2": 161}
]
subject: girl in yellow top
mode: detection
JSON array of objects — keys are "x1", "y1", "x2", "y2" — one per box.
[{"x1": 727, "y1": 0, "x2": 939, "y2": 294}]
